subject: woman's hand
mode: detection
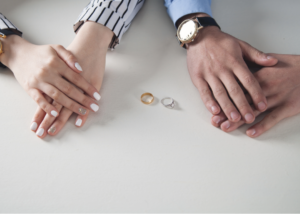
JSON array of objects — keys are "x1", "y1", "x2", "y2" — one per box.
[
  {"x1": 30, "y1": 22, "x2": 113, "y2": 138},
  {"x1": 211, "y1": 54, "x2": 300, "y2": 138},
  {"x1": 0, "y1": 35, "x2": 101, "y2": 118}
]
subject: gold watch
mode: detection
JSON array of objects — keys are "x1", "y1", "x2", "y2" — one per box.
[
  {"x1": 176, "y1": 17, "x2": 220, "y2": 48},
  {"x1": 0, "y1": 33, "x2": 7, "y2": 55}
]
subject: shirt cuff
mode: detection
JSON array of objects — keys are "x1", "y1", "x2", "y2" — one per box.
[
  {"x1": 0, "y1": 13, "x2": 22, "y2": 37},
  {"x1": 73, "y1": 0, "x2": 144, "y2": 49},
  {"x1": 166, "y1": 0, "x2": 212, "y2": 27}
]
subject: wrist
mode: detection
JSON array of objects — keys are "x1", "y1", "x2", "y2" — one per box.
[
  {"x1": 0, "y1": 35, "x2": 31, "y2": 68},
  {"x1": 177, "y1": 13, "x2": 211, "y2": 28}
]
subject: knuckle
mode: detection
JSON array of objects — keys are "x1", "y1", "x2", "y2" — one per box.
[
  {"x1": 228, "y1": 85, "x2": 241, "y2": 95},
  {"x1": 50, "y1": 90, "x2": 60, "y2": 100},
  {"x1": 243, "y1": 75, "x2": 256, "y2": 85},
  {"x1": 200, "y1": 88, "x2": 211, "y2": 96},
  {"x1": 69, "y1": 102, "x2": 76, "y2": 111},
  {"x1": 62, "y1": 83, "x2": 73, "y2": 95},
  {"x1": 213, "y1": 87, "x2": 226, "y2": 97}
]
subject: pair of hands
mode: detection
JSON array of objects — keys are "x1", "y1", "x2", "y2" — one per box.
[
  {"x1": 0, "y1": 22, "x2": 113, "y2": 138},
  {"x1": 186, "y1": 15, "x2": 300, "y2": 137}
]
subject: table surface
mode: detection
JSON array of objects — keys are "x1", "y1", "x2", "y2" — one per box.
[{"x1": 1, "y1": 0, "x2": 300, "y2": 212}]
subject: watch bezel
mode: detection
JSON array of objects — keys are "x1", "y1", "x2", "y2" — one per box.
[{"x1": 177, "y1": 19, "x2": 202, "y2": 45}]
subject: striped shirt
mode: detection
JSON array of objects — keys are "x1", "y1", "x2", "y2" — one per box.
[
  {"x1": 0, "y1": 13, "x2": 22, "y2": 36},
  {"x1": 74, "y1": 0, "x2": 145, "y2": 49}
]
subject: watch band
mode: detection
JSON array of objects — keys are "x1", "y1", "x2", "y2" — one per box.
[{"x1": 178, "y1": 17, "x2": 220, "y2": 49}]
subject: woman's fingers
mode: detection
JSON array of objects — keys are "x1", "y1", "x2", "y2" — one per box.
[
  {"x1": 51, "y1": 44, "x2": 83, "y2": 73},
  {"x1": 47, "y1": 108, "x2": 74, "y2": 136},
  {"x1": 40, "y1": 83, "x2": 96, "y2": 115},
  {"x1": 193, "y1": 77, "x2": 220, "y2": 115},
  {"x1": 28, "y1": 89, "x2": 59, "y2": 119},
  {"x1": 60, "y1": 68, "x2": 101, "y2": 101},
  {"x1": 51, "y1": 78, "x2": 100, "y2": 113},
  {"x1": 36, "y1": 101, "x2": 63, "y2": 138},
  {"x1": 75, "y1": 110, "x2": 90, "y2": 128}
]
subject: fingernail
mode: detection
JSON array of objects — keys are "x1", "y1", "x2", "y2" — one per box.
[
  {"x1": 222, "y1": 121, "x2": 230, "y2": 130},
  {"x1": 245, "y1": 113, "x2": 254, "y2": 122},
  {"x1": 213, "y1": 116, "x2": 221, "y2": 124},
  {"x1": 75, "y1": 119, "x2": 82, "y2": 127},
  {"x1": 51, "y1": 110, "x2": 58, "y2": 117},
  {"x1": 79, "y1": 108, "x2": 87, "y2": 115},
  {"x1": 267, "y1": 55, "x2": 275, "y2": 60},
  {"x1": 30, "y1": 122, "x2": 38, "y2": 131},
  {"x1": 90, "y1": 103, "x2": 99, "y2": 112},
  {"x1": 93, "y1": 92, "x2": 101, "y2": 101},
  {"x1": 231, "y1": 111, "x2": 240, "y2": 121},
  {"x1": 247, "y1": 128, "x2": 256, "y2": 136},
  {"x1": 75, "y1": 62, "x2": 83, "y2": 71},
  {"x1": 36, "y1": 128, "x2": 44, "y2": 137},
  {"x1": 48, "y1": 126, "x2": 56, "y2": 134},
  {"x1": 258, "y1": 102, "x2": 266, "y2": 111},
  {"x1": 211, "y1": 106, "x2": 218, "y2": 114}
]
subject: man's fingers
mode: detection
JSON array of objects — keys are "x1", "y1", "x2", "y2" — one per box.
[
  {"x1": 194, "y1": 78, "x2": 220, "y2": 114},
  {"x1": 47, "y1": 108, "x2": 73, "y2": 136},
  {"x1": 207, "y1": 77, "x2": 241, "y2": 122},
  {"x1": 234, "y1": 64, "x2": 267, "y2": 114},
  {"x1": 220, "y1": 73, "x2": 255, "y2": 123},
  {"x1": 29, "y1": 89, "x2": 59, "y2": 119},
  {"x1": 211, "y1": 111, "x2": 227, "y2": 127},
  {"x1": 51, "y1": 44, "x2": 83, "y2": 73},
  {"x1": 239, "y1": 41, "x2": 278, "y2": 67},
  {"x1": 246, "y1": 106, "x2": 289, "y2": 138}
]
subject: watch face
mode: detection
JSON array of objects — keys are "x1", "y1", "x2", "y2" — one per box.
[{"x1": 178, "y1": 20, "x2": 197, "y2": 42}]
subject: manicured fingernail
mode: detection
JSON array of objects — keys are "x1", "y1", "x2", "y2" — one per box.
[
  {"x1": 93, "y1": 92, "x2": 101, "y2": 101},
  {"x1": 247, "y1": 128, "x2": 256, "y2": 136},
  {"x1": 211, "y1": 106, "x2": 218, "y2": 114},
  {"x1": 258, "y1": 102, "x2": 266, "y2": 111},
  {"x1": 222, "y1": 121, "x2": 230, "y2": 130},
  {"x1": 36, "y1": 128, "x2": 44, "y2": 137},
  {"x1": 213, "y1": 116, "x2": 221, "y2": 124},
  {"x1": 231, "y1": 111, "x2": 240, "y2": 121},
  {"x1": 75, "y1": 119, "x2": 82, "y2": 127},
  {"x1": 51, "y1": 110, "x2": 58, "y2": 117},
  {"x1": 48, "y1": 126, "x2": 56, "y2": 134},
  {"x1": 245, "y1": 113, "x2": 254, "y2": 122},
  {"x1": 90, "y1": 103, "x2": 99, "y2": 112},
  {"x1": 75, "y1": 62, "x2": 83, "y2": 71},
  {"x1": 79, "y1": 108, "x2": 87, "y2": 115},
  {"x1": 30, "y1": 122, "x2": 38, "y2": 131}
]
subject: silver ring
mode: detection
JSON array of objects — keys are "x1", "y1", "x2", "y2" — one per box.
[{"x1": 161, "y1": 97, "x2": 175, "y2": 109}]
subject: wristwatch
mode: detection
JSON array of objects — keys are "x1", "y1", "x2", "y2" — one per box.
[
  {"x1": 176, "y1": 17, "x2": 220, "y2": 48},
  {"x1": 0, "y1": 32, "x2": 6, "y2": 55}
]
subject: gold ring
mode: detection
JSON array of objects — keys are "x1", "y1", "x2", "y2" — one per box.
[{"x1": 141, "y1": 92, "x2": 154, "y2": 105}]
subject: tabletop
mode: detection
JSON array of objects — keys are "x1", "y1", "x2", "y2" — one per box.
[{"x1": 0, "y1": 0, "x2": 300, "y2": 212}]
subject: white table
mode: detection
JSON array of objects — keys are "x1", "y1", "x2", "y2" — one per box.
[{"x1": 1, "y1": 0, "x2": 300, "y2": 212}]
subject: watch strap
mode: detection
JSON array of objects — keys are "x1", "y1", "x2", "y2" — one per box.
[{"x1": 196, "y1": 17, "x2": 221, "y2": 30}]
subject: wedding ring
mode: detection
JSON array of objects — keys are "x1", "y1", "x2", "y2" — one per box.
[
  {"x1": 141, "y1": 92, "x2": 154, "y2": 105},
  {"x1": 161, "y1": 97, "x2": 175, "y2": 109}
]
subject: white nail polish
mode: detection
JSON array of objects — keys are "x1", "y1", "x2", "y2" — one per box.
[
  {"x1": 30, "y1": 122, "x2": 38, "y2": 131},
  {"x1": 90, "y1": 103, "x2": 99, "y2": 112},
  {"x1": 76, "y1": 119, "x2": 82, "y2": 127},
  {"x1": 75, "y1": 62, "x2": 83, "y2": 71},
  {"x1": 36, "y1": 128, "x2": 44, "y2": 137},
  {"x1": 51, "y1": 110, "x2": 58, "y2": 117},
  {"x1": 93, "y1": 92, "x2": 101, "y2": 101}
]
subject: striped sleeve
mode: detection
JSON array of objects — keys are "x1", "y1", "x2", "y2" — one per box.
[
  {"x1": 0, "y1": 13, "x2": 22, "y2": 36},
  {"x1": 74, "y1": 0, "x2": 145, "y2": 49}
]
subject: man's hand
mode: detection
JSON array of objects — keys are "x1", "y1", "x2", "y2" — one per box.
[
  {"x1": 0, "y1": 35, "x2": 101, "y2": 118},
  {"x1": 185, "y1": 14, "x2": 278, "y2": 123},
  {"x1": 211, "y1": 54, "x2": 300, "y2": 138},
  {"x1": 30, "y1": 22, "x2": 113, "y2": 138}
]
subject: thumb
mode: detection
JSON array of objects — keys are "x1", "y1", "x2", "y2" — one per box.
[
  {"x1": 239, "y1": 41, "x2": 278, "y2": 67},
  {"x1": 51, "y1": 44, "x2": 83, "y2": 73}
]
